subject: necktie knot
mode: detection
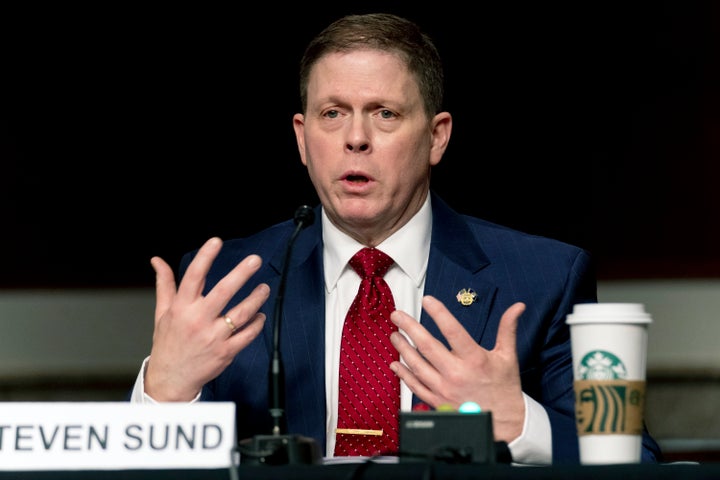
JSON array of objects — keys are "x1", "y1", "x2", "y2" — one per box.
[{"x1": 350, "y1": 247, "x2": 394, "y2": 279}]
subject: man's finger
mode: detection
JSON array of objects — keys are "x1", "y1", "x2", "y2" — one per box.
[
  {"x1": 151, "y1": 255, "x2": 176, "y2": 324},
  {"x1": 390, "y1": 307, "x2": 448, "y2": 362},
  {"x1": 203, "y1": 254, "x2": 263, "y2": 313},
  {"x1": 493, "y1": 302, "x2": 525, "y2": 354},
  {"x1": 176, "y1": 237, "x2": 223, "y2": 299},
  {"x1": 223, "y1": 282, "x2": 271, "y2": 332},
  {"x1": 420, "y1": 295, "x2": 479, "y2": 357}
]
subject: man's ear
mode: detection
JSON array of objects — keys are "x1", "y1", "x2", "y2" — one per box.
[
  {"x1": 292, "y1": 113, "x2": 308, "y2": 166},
  {"x1": 429, "y1": 112, "x2": 452, "y2": 166}
]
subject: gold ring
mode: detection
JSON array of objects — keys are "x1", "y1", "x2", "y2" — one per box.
[{"x1": 223, "y1": 315, "x2": 236, "y2": 332}]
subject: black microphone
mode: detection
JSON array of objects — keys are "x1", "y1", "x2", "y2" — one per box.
[
  {"x1": 237, "y1": 205, "x2": 321, "y2": 466},
  {"x1": 269, "y1": 205, "x2": 314, "y2": 435}
]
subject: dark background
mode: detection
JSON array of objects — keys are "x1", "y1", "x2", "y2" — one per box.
[{"x1": 2, "y1": 2, "x2": 718, "y2": 288}]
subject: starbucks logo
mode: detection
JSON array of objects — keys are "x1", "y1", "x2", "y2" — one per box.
[
  {"x1": 574, "y1": 350, "x2": 644, "y2": 436},
  {"x1": 578, "y1": 350, "x2": 627, "y2": 380}
]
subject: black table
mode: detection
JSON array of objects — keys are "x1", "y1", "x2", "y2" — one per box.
[{"x1": 1, "y1": 462, "x2": 719, "y2": 480}]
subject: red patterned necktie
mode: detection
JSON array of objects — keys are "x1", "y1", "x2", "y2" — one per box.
[{"x1": 334, "y1": 247, "x2": 400, "y2": 457}]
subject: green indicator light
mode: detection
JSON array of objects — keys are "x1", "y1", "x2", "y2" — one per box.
[{"x1": 458, "y1": 401, "x2": 482, "y2": 413}]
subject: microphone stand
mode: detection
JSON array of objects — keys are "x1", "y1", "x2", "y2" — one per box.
[{"x1": 237, "y1": 205, "x2": 321, "y2": 466}]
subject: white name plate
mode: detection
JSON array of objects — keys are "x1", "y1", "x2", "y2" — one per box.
[{"x1": 0, "y1": 402, "x2": 236, "y2": 471}]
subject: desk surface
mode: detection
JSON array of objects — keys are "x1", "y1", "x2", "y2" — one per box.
[{"x1": 1, "y1": 463, "x2": 719, "y2": 480}]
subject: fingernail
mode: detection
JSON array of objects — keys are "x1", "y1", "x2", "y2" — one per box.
[{"x1": 247, "y1": 255, "x2": 260, "y2": 268}]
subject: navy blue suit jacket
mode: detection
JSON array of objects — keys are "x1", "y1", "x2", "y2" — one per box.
[{"x1": 181, "y1": 192, "x2": 662, "y2": 464}]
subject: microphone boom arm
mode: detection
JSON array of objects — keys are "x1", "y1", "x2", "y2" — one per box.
[
  {"x1": 237, "y1": 205, "x2": 320, "y2": 466},
  {"x1": 269, "y1": 205, "x2": 314, "y2": 435}
]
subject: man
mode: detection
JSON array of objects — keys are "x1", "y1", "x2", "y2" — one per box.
[{"x1": 131, "y1": 13, "x2": 662, "y2": 464}]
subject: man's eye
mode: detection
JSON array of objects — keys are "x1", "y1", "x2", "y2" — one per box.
[
  {"x1": 379, "y1": 110, "x2": 395, "y2": 119},
  {"x1": 325, "y1": 110, "x2": 339, "y2": 118}
]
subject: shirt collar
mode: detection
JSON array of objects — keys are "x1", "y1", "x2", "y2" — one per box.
[{"x1": 323, "y1": 195, "x2": 432, "y2": 291}]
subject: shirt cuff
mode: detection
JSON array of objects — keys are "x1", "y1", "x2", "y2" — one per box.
[
  {"x1": 129, "y1": 356, "x2": 200, "y2": 404},
  {"x1": 507, "y1": 393, "x2": 552, "y2": 465}
]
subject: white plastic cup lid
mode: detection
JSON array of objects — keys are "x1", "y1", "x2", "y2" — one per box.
[{"x1": 566, "y1": 303, "x2": 652, "y2": 324}]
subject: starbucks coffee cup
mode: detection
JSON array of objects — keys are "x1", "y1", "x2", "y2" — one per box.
[{"x1": 566, "y1": 303, "x2": 652, "y2": 464}]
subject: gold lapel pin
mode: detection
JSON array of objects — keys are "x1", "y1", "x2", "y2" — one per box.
[{"x1": 456, "y1": 288, "x2": 478, "y2": 306}]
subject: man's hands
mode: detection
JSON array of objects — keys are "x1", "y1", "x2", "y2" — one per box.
[
  {"x1": 389, "y1": 296, "x2": 527, "y2": 443},
  {"x1": 144, "y1": 237, "x2": 270, "y2": 402},
  {"x1": 141, "y1": 238, "x2": 528, "y2": 444}
]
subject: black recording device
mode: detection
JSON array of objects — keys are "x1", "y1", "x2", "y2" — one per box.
[{"x1": 399, "y1": 410, "x2": 503, "y2": 464}]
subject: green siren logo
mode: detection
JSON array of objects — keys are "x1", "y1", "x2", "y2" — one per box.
[
  {"x1": 574, "y1": 350, "x2": 644, "y2": 435},
  {"x1": 578, "y1": 350, "x2": 627, "y2": 380}
]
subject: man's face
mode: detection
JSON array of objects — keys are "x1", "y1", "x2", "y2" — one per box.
[{"x1": 293, "y1": 49, "x2": 451, "y2": 245}]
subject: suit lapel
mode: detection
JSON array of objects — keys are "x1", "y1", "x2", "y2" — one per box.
[{"x1": 422, "y1": 193, "x2": 497, "y2": 349}]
